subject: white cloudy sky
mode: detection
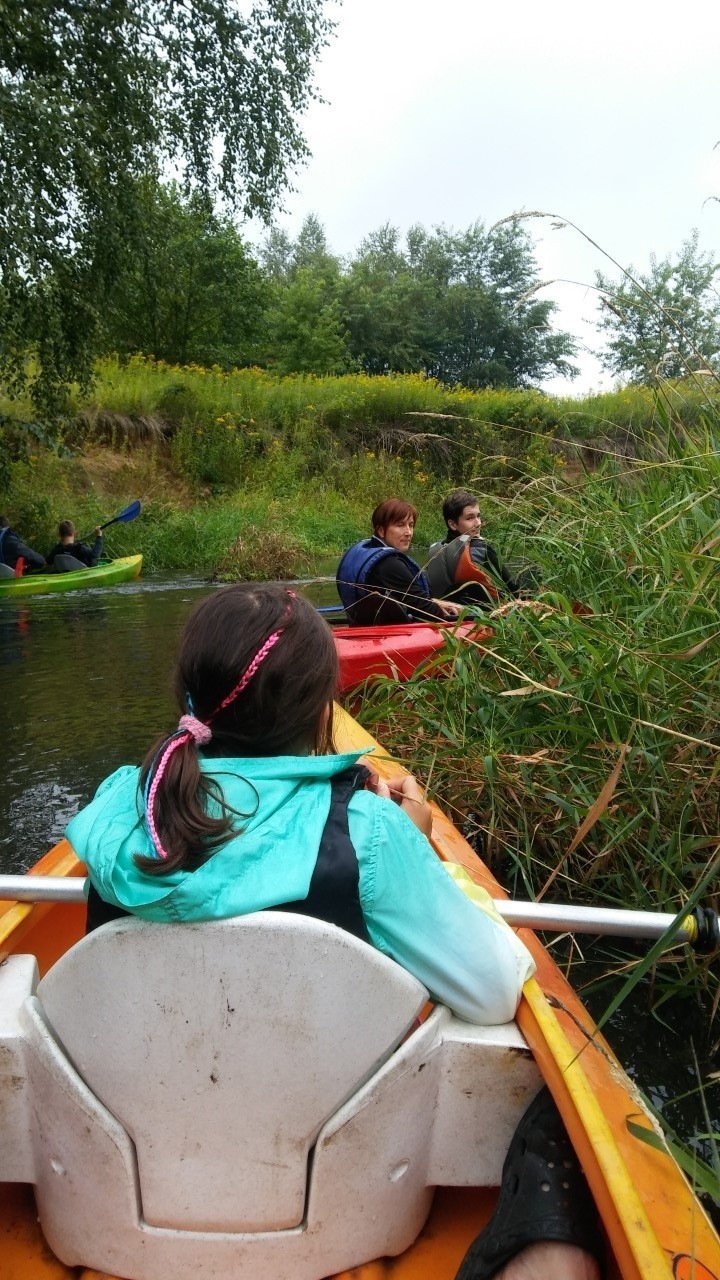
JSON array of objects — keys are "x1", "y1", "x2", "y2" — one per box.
[{"x1": 267, "y1": 0, "x2": 720, "y2": 394}]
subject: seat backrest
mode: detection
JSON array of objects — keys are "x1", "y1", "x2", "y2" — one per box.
[
  {"x1": 54, "y1": 553, "x2": 86, "y2": 572},
  {"x1": 37, "y1": 913, "x2": 428, "y2": 1233},
  {"x1": 0, "y1": 561, "x2": 15, "y2": 578}
]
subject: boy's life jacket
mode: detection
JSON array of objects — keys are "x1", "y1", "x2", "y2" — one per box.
[
  {"x1": 426, "y1": 534, "x2": 500, "y2": 602},
  {"x1": 336, "y1": 538, "x2": 430, "y2": 612}
]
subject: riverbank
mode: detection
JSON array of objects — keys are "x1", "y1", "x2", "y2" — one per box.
[{"x1": 3, "y1": 357, "x2": 720, "y2": 575}]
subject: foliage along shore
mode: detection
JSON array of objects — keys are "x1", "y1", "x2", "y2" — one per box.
[
  {"x1": 2, "y1": 356, "x2": 720, "y2": 577},
  {"x1": 358, "y1": 410, "x2": 720, "y2": 1031}
]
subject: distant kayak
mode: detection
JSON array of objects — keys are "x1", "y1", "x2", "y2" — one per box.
[{"x1": 0, "y1": 555, "x2": 143, "y2": 599}]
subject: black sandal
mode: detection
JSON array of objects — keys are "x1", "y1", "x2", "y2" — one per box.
[{"x1": 454, "y1": 1087, "x2": 604, "y2": 1280}]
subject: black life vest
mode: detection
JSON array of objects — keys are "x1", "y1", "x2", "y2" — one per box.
[
  {"x1": 426, "y1": 535, "x2": 499, "y2": 603},
  {"x1": 86, "y1": 766, "x2": 371, "y2": 943}
]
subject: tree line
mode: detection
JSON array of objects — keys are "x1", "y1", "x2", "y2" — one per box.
[
  {"x1": 1, "y1": 1, "x2": 718, "y2": 415},
  {"x1": 79, "y1": 189, "x2": 720, "y2": 396},
  {"x1": 103, "y1": 184, "x2": 579, "y2": 391}
]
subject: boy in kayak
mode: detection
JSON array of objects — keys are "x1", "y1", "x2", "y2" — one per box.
[
  {"x1": 425, "y1": 489, "x2": 520, "y2": 609},
  {"x1": 47, "y1": 519, "x2": 104, "y2": 568},
  {"x1": 337, "y1": 498, "x2": 461, "y2": 625},
  {"x1": 0, "y1": 515, "x2": 46, "y2": 573}
]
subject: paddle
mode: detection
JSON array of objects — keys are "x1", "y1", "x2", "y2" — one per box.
[
  {"x1": 81, "y1": 499, "x2": 142, "y2": 542},
  {"x1": 317, "y1": 604, "x2": 488, "y2": 621},
  {"x1": 0, "y1": 875, "x2": 716, "y2": 950}
]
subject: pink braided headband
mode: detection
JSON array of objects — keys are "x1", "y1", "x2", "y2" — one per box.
[{"x1": 144, "y1": 627, "x2": 284, "y2": 860}]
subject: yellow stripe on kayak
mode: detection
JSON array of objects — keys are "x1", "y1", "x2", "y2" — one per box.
[{"x1": 523, "y1": 976, "x2": 673, "y2": 1280}]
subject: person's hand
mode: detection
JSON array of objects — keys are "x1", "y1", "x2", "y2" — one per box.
[
  {"x1": 433, "y1": 598, "x2": 461, "y2": 619},
  {"x1": 360, "y1": 758, "x2": 392, "y2": 799},
  {"x1": 360, "y1": 760, "x2": 433, "y2": 837},
  {"x1": 94, "y1": 526, "x2": 103, "y2": 537},
  {"x1": 358, "y1": 757, "x2": 430, "y2": 839},
  {"x1": 387, "y1": 774, "x2": 434, "y2": 837}
]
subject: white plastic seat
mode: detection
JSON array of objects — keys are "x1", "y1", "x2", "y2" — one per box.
[{"x1": 0, "y1": 913, "x2": 541, "y2": 1280}]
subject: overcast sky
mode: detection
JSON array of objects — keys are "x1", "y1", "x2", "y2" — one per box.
[{"x1": 268, "y1": 0, "x2": 720, "y2": 394}]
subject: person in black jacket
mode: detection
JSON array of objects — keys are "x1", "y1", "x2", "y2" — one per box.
[
  {"x1": 337, "y1": 498, "x2": 461, "y2": 626},
  {"x1": 47, "y1": 520, "x2": 104, "y2": 569},
  {"x1": 425, "y1": 490, "x2": 519, "y2": 609},
  {"x1": 0, "y1": 515, "x2": 46, "y2": 572}
]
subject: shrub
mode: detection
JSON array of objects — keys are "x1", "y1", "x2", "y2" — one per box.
[{"x1": 212, "y1": 525, "x2": 310, "y2": 582}]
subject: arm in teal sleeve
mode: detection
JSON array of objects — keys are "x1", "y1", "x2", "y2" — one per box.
[{"x1": 349, "y1": 793, "x2": 535, "y2": 1025}]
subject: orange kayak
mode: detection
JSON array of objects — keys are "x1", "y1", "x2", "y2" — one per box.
[{"x1": 1, "y1": 707, "x2": 718, "y2": 1280}]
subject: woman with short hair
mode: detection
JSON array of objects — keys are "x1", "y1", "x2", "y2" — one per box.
[{"x1": 336, "y1": 499, "x2": 460, "y2": 626}]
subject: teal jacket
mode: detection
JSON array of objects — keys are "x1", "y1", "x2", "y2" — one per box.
[{"x1": 66, "y1": 750, "x2": 534, "y2": 1025}]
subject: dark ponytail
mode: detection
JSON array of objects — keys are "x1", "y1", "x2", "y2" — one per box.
[{"x1": 135, "y1": 585, "x2": 338, "y2": 875}]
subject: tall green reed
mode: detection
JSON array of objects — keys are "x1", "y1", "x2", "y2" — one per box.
[{"x1": 358, "y1": 427, "x2": 719, "y2": 1001}]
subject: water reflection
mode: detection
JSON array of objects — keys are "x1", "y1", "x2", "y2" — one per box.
[{"x1": 0, "y1": 571, "x2": 336, "y2": 872}]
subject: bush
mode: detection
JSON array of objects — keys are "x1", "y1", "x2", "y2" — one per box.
[{"x1": 212, "y1": 525, "x2": 310, "y2": 582}]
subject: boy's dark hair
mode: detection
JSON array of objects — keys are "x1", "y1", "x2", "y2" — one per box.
[
  {"x1": 0, "y1": 516, "x2": 9, "y2": 528},
  {"x1": 58, "y1": 519, "x2": 75, "y2": 538},
  {"x1": 442, "y1": 490, "x2": 479, "y2": 528},
  {"x1": 371, "y1": 498, "x2": 418, "y2": 535},
  {"x1": 136, "y1": 584, "x2": 339, "y2": 875}
]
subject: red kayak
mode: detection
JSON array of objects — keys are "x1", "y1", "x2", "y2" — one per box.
[{"x1": 334, "y1": 620, "x2": 491, "y2": 692}]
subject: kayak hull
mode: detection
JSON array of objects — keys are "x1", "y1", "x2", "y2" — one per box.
[
  {"x1": 334, "y1": 620, "x2": 491, "y2": 692},
  {"x1": 0, "y1": 709, "x2": 718, "y2": 1280},
  {"x1": 0, "y1": 555, "x2": 143, "y2": 598}
]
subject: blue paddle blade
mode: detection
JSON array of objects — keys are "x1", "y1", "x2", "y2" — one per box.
[
  {"x1": 113, "y1": 500, "x2": 142, "y2": 524},
  {"x1": 100, "y1": 500, "x2": 142, "y2": 532}
]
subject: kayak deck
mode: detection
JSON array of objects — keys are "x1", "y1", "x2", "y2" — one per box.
[
  {"x1": 334, "y1": 619, "x2": 491, "y2": 692},
  {"x1": 0, "y1": 555, "x2": 143, "y2": 598},
  {"x1": 0, "y1": 709, "x2": 718, "y2": 1280}
]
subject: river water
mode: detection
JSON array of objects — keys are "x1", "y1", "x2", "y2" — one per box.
[
  {"x1": 0, "y1": 573, "x2": 339, "y2": 871},
  {"x1": 1, "y1": 572, "x2": 717, "y2": 1200}
]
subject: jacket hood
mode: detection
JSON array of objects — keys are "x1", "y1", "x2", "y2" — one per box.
[{"x1": 66, "y1": 750, "x2": 367, "y2": 921}]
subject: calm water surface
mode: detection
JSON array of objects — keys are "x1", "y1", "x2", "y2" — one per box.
[
  {"x1": 1, "y1": 571, "x2": 717, "y2": 1195},
  {"x1": 0, "y1": 571, "x2": 338, "y2": 872}
]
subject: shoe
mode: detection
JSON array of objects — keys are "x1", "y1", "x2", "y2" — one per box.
[{"x1": 454, "y1": 1087, "x2": 604, "y2": 1279}]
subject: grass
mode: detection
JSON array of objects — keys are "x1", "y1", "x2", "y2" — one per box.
[{"x1": 357, "y1": 421, "x2": 720, "y2": 1014}]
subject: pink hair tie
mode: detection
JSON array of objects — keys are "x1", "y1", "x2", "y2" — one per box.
[
  {"x1": 178, "y1": 714, "x2": 212, "y2": 745},
  {"x1": 207, "y1": 628, "x2": 284, "y2": 722},
  {"x1": 144, "y1": 623, "x2": 288, "y2": 860}
]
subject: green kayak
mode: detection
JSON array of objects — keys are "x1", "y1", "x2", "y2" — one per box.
[{"x1": 0, "y1": 555, "x2": 143, "y2": 599}]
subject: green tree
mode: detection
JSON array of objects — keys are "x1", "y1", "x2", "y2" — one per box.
[
  {"x1": 0, "y1": 0, "x2": 333, "y2": 409},
  {"x1": 261, "y1": 214, "x2": 354, "y2": 374},
  {"x1": 105, "y1": 182, "x2": 268, "y2": 368},
  {"x1": 266, "y1": 268, "x2": 354, "y2": 376},
  {"x1": 595, "y1": 232, "x2": 720, "y2": 383},
  {"x1": 342, "y1": 220, "x2": 577, "y2": 387},
  {"x1": 341, "y1": 224, "x2": 437, "y2": 373}
]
